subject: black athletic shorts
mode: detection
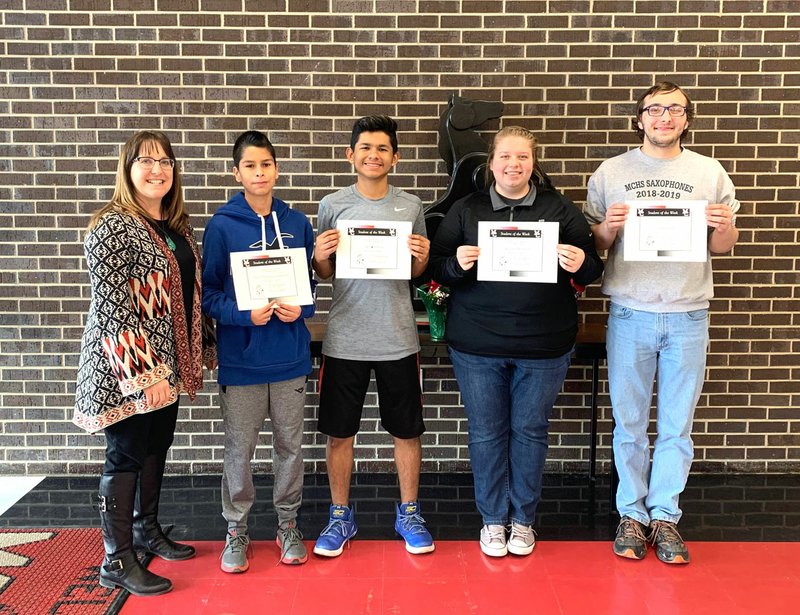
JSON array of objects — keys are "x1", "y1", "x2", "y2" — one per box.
[{"x1": 317, "y1": 353, "x2": 425, "y2": 439}]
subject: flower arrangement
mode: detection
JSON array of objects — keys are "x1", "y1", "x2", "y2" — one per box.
[
  {"x1": 416, "y1": 280, "x2": 450, "y2": 342},
  {"x1": 418, "y1": 280, "x2": 449, "y2": 306}
]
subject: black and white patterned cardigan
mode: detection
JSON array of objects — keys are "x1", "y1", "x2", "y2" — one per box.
[{"x1": 73, "y1": 210, "x2": 215, "y2": 433}]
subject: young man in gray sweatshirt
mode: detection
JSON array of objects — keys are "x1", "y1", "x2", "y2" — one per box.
[{"x1": 584, "y1": 82, "x2": 739, "y2": 565}]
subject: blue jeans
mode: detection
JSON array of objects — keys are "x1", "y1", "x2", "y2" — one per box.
[
  {"x1": 607, "y1": 302, "x2": 709, "y2": 525},
  {"x1": 449, "y1": 347, "x2": 572, "y2": 526}
]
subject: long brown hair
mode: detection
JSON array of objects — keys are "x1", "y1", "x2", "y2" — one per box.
[
  {"x1": 485, "y1": 126, "x2": 550, "y2": 188},
  {"x1": 88, "y1": 131, "x2": 188, "y2": 232}
]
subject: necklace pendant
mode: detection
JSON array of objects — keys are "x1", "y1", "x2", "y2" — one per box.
[{"x1": 166, "y1": 235, "x2": 176, "y2": 251}]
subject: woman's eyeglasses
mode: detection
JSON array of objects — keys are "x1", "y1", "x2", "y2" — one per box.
[{"x1": 133, "y1": 156, "x2": 176, "y2": 170}]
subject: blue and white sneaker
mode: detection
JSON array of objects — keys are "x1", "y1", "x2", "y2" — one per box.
[
  {"x1": 395, "y1": 501, "x2": 435, "y2": 554},
  {"x1": 313, "y1": 504, "x2": 357, "y2": 557}
]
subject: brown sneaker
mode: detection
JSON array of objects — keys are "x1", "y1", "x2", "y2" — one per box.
[
  {"x1": 613, "y1": 516, "x2": 648, "y2": 560},
  {"x1": 648, "y1": 520, "x2": 690, "y2": 564}
]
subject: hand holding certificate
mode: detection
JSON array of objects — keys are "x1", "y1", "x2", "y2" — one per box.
[
  {"x1": 335, "y1": 219, "x2": 413, "y2": 280},
  {"x1": 623, "y1": 199, "x2": 707, "y2": 262},
  {"x1": 477, "y1": 221, "x2": 560, "y2": 283},
  {"x1": 230, "y1": 248, "x2": 314, "y2": 310}
]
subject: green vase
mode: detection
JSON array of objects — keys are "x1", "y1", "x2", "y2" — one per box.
[
  {"x1": 426, "y1": 305, "x2": 446, "y2": 342},
  {"x1": 417, "y1": 286, "x2": 447, "y2": 342}
]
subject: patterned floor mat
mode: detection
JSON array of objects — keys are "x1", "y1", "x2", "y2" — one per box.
[{"x1": 0, "y1": 528, "x2": 124, "y2": 615}]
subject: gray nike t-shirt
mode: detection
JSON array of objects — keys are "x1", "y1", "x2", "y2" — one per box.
[{"x1": 318, "y1": 185, "x2": 426, "y2": 361}]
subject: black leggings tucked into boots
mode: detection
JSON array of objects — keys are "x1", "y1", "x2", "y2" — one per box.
[
  {"x1": 103, "y1": 401, "x2": 179, "y2": 474},
  {"x1": 98, "y1": 401, "x2": 194, "y2": 595},
  {"x1": 98, "y1": 472, "x2": 172, "y2": 596}
]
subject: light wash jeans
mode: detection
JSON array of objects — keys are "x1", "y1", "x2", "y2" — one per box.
[
  {"x1": 607, "y1": 302, "x2": 709, "y2": 525},
  {"x1": 449, "y1": 347, "x2": 572, "y2": 526}
]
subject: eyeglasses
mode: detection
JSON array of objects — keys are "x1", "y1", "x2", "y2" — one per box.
[
  {"x1": 641, "y1": 104, "x2": 688, "y2": 117},
  {"x1": 133, "y1": 156, "x2": 176, "y2": 170}
]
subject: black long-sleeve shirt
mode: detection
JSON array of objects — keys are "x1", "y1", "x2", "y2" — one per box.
[{"x1": 429, "y1": 187, "x2": 603, "y2": 358}]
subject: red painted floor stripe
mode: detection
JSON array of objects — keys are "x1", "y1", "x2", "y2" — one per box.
[{"x1": 120, "y1": 540, "x2": 800, "y2": 615}]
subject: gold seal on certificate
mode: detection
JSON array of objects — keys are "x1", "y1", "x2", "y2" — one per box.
[
  {"x1": 623, "y1": 199, "x2": 708, "y2": 262},
  {"x1": 477, "y1": 221, "x2": 560, "y2": 283},
  {"x1": 230, "y1": 248, "x2": 314, "y2": 310},
  {"x1": 335, "y1": 219, "x2": 413, "y2": 280}
]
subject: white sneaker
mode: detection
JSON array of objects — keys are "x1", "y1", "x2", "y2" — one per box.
[
  {"x1": 480, "y1": 524, "x2": 507, "y2": 557},
  {"x1": 508, "y1": 522, "x2": 536, "y2": 556}
]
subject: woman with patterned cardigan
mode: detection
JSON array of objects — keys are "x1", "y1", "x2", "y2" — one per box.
[{"x1": 73, "y1": 131, "x2": 215, "y2": 596}]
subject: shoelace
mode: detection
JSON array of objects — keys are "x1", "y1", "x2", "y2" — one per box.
[
  {"x1": 619, "y1": 518, "x2": 647, "y2": 542},
  {"x1": 648, "y1": 521, "x2": 683, "y2": 546},
  {"x1": 219, "y1": 532, "x2": 252, "y2": 568},
  {"x1": 224, "y1": 532, "x2": 250, "y2": 555},
  {"x1": 277, "y1": 526, "x2": 304, "y2": 565},
  {"x1": 319, "y1": 518, "x2": 352, "y2": 539},
  {"x1": 397, "y1": 512, "x2": 428, "y2": 534},
  {"x1": 483, "y1": 525, "x2": 506, "y2": 544},
  {"x1": 509, "y1": 524, "x2": 536, "y2": 544}
]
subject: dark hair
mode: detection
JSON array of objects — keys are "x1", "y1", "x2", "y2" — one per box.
[
  {"x1": 233, "y1": 130, "x2": 277, "y2": 167},
  {"x1": 632, "y1": 81, "x2": 695, "y2": 141},
  {"x1": 349, "y1": 115, "x2": 398, "y2": 152}
]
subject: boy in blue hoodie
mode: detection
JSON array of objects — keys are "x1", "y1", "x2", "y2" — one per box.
[{"x1": 202, "y1": 131, "x2": 315, "y2": 572}]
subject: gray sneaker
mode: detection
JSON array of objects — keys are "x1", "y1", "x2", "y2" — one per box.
[
  {"x1": 480, "y1": 524, "x2": 508, "y2": 557},
  {"x1": 507, "y1": 522, "x2": 536, "y2": 556},
  {"x1": 220, "y1": 528, "x2": 251, "y2": 573},
  {"x1": 276, "y1": 521, "x2": 308, "y2": 565}
]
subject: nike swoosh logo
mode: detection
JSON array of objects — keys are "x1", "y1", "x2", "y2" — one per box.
[{"x1": 393, "y1": 207, "x2": 406, "y2": 212}]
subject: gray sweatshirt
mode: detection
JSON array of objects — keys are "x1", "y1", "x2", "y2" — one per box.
[{"x1": 584, "y1": 147, "x2": 739, "y2": 312}]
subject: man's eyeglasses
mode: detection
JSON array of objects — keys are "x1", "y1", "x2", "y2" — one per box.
[
  {"x1": 641, "y1": 104, "x2": 688, "y2": 118},
  {"x1": 133, "y1": 156, "x2": 176, "y2": 170}
]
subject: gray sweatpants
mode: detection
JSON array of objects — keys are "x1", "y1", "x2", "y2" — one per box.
[{"x1": 220, "y1": 376, "x2": 306, "y2": 530}]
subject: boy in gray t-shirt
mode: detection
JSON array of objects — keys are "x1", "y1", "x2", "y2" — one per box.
[{"x1": 311, "y1": 116, "x2": 434, "y2": 557}]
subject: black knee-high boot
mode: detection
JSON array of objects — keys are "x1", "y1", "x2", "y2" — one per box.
[
  {"x1": 132, "y1": 455, "x2": 195, "y2": 561},
  {"x1": 98, "y1": 472, "x2": 173, "y2": 596}
]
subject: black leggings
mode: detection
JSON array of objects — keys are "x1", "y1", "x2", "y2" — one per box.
[{"x1": 102, "y1": 401, "x2": 179, "y2": 474}]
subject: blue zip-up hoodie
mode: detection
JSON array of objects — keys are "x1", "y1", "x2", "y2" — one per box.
[{"x1": 202, "y1": 191, "x2": 315, "y2": 386}]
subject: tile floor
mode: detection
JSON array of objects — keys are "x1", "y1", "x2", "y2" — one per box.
[
  {"x1": 3, "y1": 473, "x2": 800, "y2": 614},
  {"x1": 118, "y1": 540, "x2": 800, "y2": 615}
]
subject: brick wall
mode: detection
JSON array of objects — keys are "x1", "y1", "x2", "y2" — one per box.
[{"x1": 1, "y1": 2, "x2": 798, "y2": 476}]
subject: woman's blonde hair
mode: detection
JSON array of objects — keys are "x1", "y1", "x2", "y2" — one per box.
[
  {"x1": 485, "y1": 126, "x2": 550, "y2": 188},
  {"x1": 88, "y1": 130, "x2": 188, "y2": 232}
]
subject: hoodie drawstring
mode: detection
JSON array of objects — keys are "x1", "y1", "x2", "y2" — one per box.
[
  {"x1": 272, "y1": 211, "x2": 285, "y2": 250},
  {"x1": 259, "y1": 211, "x2": 286, "y2": 251}
]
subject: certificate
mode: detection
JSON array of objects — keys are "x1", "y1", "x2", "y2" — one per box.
[
  {"x1": 230, "y1": 247, "x2": 313, "y2": 309},
  {"x1": 477, "y1": 221, "x2": 559, "y2": 283},
  {"x1": 623, "y1": 200, "x2": 707, "y2": 262},
  {"x1": 335, "y1": 219, "x2": 413, "y2": 280}
]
